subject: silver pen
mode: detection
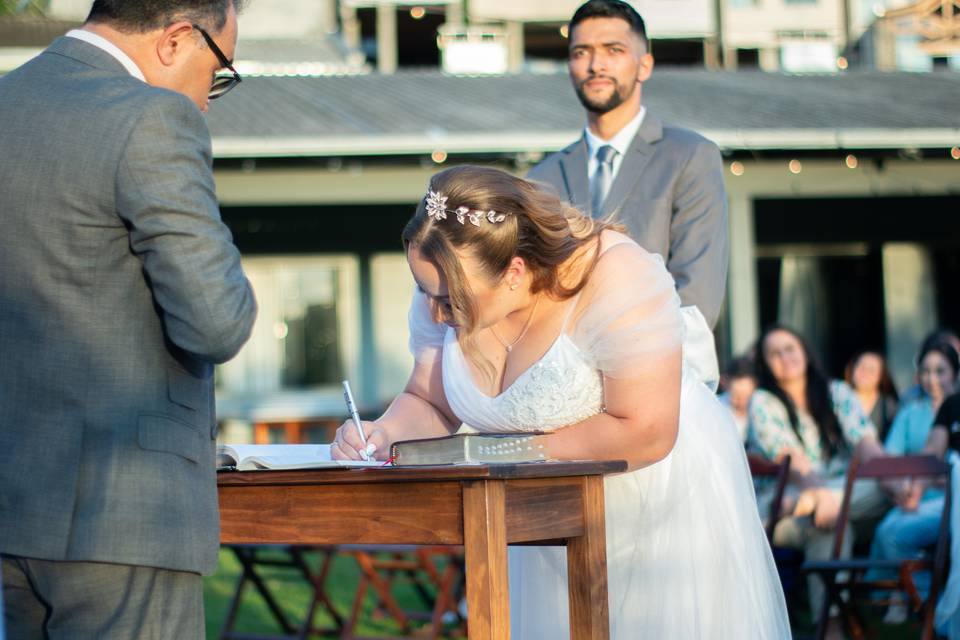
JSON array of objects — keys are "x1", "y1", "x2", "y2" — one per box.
[{"x1": 342, "y1": 380, "x2": 369, "y2": 461}]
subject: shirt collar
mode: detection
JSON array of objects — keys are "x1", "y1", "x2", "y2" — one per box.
[
  {"x1": 584, "y1": 106, "x2": 646, "y2": 160},
  {"x1": 65, "y1": 29, "x2": 146, "y2": 82}
]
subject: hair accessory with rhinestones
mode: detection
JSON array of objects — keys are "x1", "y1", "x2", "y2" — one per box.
[
  {"x1": 423, "y1": 190, "x2": 507, "y2": 226},
  {"x1": 425, "y1": 190, "x2": 448, "y2": 221}
]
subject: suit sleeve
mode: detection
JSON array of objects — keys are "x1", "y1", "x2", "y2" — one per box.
[
  {"x1": 668, "y1": 140, "x2": 728, "y2": 328},
  {"x1": 116, "y1": 92, "x2": 257, "y2": 364}
]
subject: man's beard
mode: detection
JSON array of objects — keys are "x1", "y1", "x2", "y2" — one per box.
[{"x1": 574, "y1": 76, "x2": 631, "y2": 114}]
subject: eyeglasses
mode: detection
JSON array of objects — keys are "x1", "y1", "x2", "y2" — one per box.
[{"x1": 192, "y1": 24, "x2": 241, "y2": 99}]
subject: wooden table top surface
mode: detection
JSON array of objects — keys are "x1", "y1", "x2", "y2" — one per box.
[{"x1": 217, "y1": 460, "x2": 627, "y2": 487}]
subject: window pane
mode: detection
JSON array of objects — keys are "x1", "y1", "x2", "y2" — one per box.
[{"x1": 279, "y1": 268, "x2": 343, "y2": 388}]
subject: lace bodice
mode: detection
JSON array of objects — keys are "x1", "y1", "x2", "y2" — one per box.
[{"x1": 442, "y1": 329, "x2": 605, "y2": 433}]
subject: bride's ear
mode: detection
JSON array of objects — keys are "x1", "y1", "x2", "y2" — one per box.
[{"x1": 503, "y1": 256, "x2": 527, "y2": 289}]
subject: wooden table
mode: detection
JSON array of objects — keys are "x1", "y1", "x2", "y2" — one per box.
[{"x1": 218, "y1": 461, "x2": 626, "y2": 640}]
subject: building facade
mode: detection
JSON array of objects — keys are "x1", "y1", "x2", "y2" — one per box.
[{"x1": 200, "y1": 71, "x2": 960, "y2": 428}]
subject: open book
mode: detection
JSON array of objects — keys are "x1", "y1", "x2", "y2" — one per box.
[
  {"x1": 217, "y1": 444, "x2": 380, "y2": 470},
  {"x1": 389, "y1": 433, "x2": 551, "y2": 466}
]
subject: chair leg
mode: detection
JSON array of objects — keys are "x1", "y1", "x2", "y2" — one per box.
[
  {"x1": 356, "y1": 552, "x2": 412, "y2": 633},
  {"x1": 429, "y1": 558, "x2": 464, "y2": 640},
  {"x1": 225, "y1": 546, "x2": 299, "y2": 637},
  {"x1": 219, "y1": 552, "x2": 248, "y2": 639},
  {"x1": 814, "y1": 571, "x2": 835, "y2": 640},
  {"x1": 289, "y1": 547, "x2": 344, "y2": 636},
  {"x1": 921, "y1": 601, "x2": 936, "y2": 640},
  {"x1": 838, "y1": 598, "x2": 865, "y2": 640},
  {"x1": 314, "y1": 548, "x2": 345, "y2": 631},
  {"x1": 342, "y1": 572, "x2": 370, "y2": 640}
]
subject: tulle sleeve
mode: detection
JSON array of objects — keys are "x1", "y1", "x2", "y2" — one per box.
[
  {"x1": 568, "y1": 241, "x2": 682, "y2": 378},
  {"x1": 408, "y1": 290, "x2": 448, "y2": 363}
]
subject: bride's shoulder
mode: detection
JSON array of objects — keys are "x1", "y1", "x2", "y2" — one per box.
[
  {"x1": 571, "y1": 230, "x2": 674, "y2": 313},
  {"x1": 593, "y1": 229, "x2": 666, "y2": 275}
]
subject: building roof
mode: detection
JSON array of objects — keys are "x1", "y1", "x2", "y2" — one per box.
[
  {"x1": 234, "y1": 36, "x2": 368, "y2": 76},
  {"x1": 207, "y1": 69, "x2": 960, "y2": 158}
]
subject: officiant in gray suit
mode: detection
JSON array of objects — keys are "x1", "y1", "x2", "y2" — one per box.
[
  {"x1": 0, "y1": 1, "x2": 256, "y2": 637},
  {"x1": 528, "y1": 1, "x2": 727, "y2": 384}
]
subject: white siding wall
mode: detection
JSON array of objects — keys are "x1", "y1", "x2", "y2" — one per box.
[
  {"x1": 724, "y1": 0, "x2": 846, "y2": 69},
  {"x1": 469, "y1": 0, "x2": 715, "y2": 39}
]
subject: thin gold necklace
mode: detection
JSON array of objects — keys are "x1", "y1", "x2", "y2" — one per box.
[{"x1": 490, "y1": 294, "x2": 541, "y2": 353}]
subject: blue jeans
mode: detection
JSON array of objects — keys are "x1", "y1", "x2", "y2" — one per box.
[{"x1": 867, "y1": 494, "x2": 945, "y2": 596}]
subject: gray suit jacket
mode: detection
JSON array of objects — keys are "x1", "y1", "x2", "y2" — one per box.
[
  {"x1": 0, "y1": 37, "x2": 257, "y2": 575},
  {"x1": 527, "y1": 112, "x2": 728, "y2": 328}
]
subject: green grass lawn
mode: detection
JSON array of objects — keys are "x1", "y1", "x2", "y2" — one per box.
[
  {"x1": 203, "y1": 547, "x2": 924, "y2": 639},
  {"x1": 203, "y1": 547, "x2": 464, "y2": 639}
]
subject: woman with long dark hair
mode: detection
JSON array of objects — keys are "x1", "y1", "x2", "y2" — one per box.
[
  {"x1": 749, "y1": 325, "x2": 888, "y2": 629},
  {"x1": 845, "y1": 350, "x2": 899, "y2": 441}
]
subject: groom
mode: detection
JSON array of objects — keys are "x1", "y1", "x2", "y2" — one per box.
[{"x1": 529, "y1": 0, "x2": 727, "y2": 383}]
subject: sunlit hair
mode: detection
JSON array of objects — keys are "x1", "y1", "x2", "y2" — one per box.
[
  {"x1": 755, "y1": 324, "x2": 846, "y2": 460},
  {"x1": 844, "y1": 350, "x2": 898, "y2": 399},
  {"x1": 402, "y1": 165, "x2": 617, "y2": 378}
]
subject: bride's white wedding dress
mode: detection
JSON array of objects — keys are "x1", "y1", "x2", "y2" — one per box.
[{"x1": 409, "y1": 234, "x2": 791, "y2": 639}]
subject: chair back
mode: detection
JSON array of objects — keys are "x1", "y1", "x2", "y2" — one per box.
[
  {"x1": 829, "y1": 454, "x2": 951, "y2": 560},
  {"x1": 747, "y1": 452, "x2": 791, "y2": 541}
]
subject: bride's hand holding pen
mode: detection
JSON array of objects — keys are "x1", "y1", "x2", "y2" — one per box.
[{"x1": 331, "y1": 419, "x2": 389, "y2": 461}]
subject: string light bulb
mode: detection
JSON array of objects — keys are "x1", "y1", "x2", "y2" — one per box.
[
  {"x1": 845, "y1": 154, "x2": 858, "y2": 169},
  {"x1": 730, "y1": 161, "x2": 745, "y2": 176},
  {"x1": 431, "y1": 150, "x2": 448, "y2": 164},
  {"x1": 951, "y1": 146, "x2": 960, "y2": 160},
  {"x1": 788, "y1": 159, "x2": 802, "y2": 174}
]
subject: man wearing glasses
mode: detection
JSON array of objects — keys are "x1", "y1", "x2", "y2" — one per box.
[{"x1": 0, "y1": 1, "x2": 256, "y2": 637}]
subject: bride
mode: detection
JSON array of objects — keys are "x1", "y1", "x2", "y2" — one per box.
[{"x1": 332, "y1": 165, "x2": 790, "y2": 638}]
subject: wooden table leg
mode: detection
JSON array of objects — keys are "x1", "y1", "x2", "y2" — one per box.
[
  {"x1": 462, "y1": 479, "x2": 510, "y2": 640},
  {"x1": 567, "y1": 475, "x2": 610, "y2": 640}
]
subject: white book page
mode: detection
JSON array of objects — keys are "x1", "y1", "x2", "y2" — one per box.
[{"x1": 218, "y1": 444, "x2": 380, "y2": 470}]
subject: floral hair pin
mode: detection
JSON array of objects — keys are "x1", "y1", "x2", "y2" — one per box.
[{"x1": 424, "y1": 190, "x2": 507, "y2": 227}]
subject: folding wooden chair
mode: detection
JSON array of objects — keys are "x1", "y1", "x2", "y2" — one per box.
[
  {"x1": 747, "y1": 452, "x2": 806, "y2": 625},
  {"x1": 747, "y1": 452, "x2": 791, "y2": 542},
  {"x1": 340, "y1": 545, "x2": 465, "y2": 640},
  {"x1": 802, "y1": 454, "x2": 952, "y2": 640},
  {"x1": 219, "y1": 545, "x2": 344, "y2": 640}
]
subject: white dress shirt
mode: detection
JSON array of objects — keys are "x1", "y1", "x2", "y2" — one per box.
[
  {"x1": 584, "y1": 106, "x2": 646, "y2": 185},
  {"x1": 65, "y1": 29, "x2": 145, "y2": 81}
]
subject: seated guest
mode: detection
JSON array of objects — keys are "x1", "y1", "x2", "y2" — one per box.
[
  {"x1": 901, "y1": 329, "x2": 960, "y2": 404},
  {"x1": 846, "y1": 350, "x2": 899, "y2": 442},
  {"x1": 718, "y1": 355, "x2": 756, "y2": 442},
  {"x1": 868, "y1": 341, "x2": 959, "y2": 623},
  {"x1": 922, "y1": 390, "x2": 960, "y2": 637},
  {"x1": 748, "y1": 324, "x2": 888, "y2": 630}
]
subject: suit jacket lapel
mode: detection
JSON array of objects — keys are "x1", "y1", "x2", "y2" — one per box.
[
  {"x1": 601, "y1": 112, "x2": 664, "y2": 220},
  {"x1": 558, "y1": 136, "x2": 591, "y2": 215}
]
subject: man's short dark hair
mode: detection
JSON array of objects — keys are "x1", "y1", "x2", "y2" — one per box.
[
  {"x1": 569, "y1": 0, "x2": 647, "y2": 44},
  {"x1": 86, "y1": 0, "x2": 244, "y2": 33}
]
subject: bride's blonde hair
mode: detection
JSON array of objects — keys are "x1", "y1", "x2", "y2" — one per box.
[{"x1": 402, "y1": 165, "x2": 614, "y2": 375}]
